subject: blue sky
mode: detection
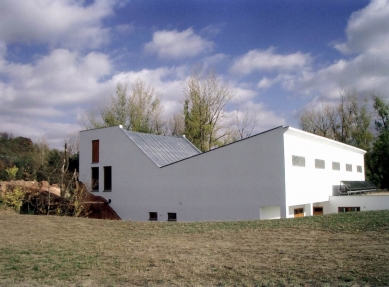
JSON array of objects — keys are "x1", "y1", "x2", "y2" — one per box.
[{"x1": 1, "y1": 0, "x2": 389, "y2": 148}]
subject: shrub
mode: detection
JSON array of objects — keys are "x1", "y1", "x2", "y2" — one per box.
[
  {"x1": 3, "y1": 186, "x2": 25, "y2": 213},
  {"x1": 5, "y1": 165, "x2": 18, "y2": 180}
]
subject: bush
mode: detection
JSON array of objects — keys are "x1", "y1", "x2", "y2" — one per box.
[{"x1": 3, "y1": 186, "x2": 25, "y2": 213}]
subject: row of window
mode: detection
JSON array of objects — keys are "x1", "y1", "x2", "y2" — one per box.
[
  {"x1": 338, "y1": 207, "x2": 360, "y2": 213},
  {"x1": 150, "y1": 212, "x2": 177, "y2": 221},
  {"x1": 91, "y1": 166, "x2": 112, "y2": 191},
  {"x1": 294, "y1": 206, "x2": 360, "y2": 217},
  {"x1": 292, "y1": 155, "x2": 362, "y2": 172}
]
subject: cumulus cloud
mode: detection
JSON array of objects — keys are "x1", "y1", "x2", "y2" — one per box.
[
  {"x1": 111, "y1": 67, "x2": 188, "y2": 117},
  {"x1": 334, "y1": 0, "x2": 389, "y2": 55},
  {"x1": 230, "y1": 47, "x2": 311, "y2": 75},
  {"x1": 225, "y1": 101, "x2": 286, "y2": 135},
  {"x1": 0, "y1": 0, "x2": 120, "y2": 49},
  {"x1": 0, "y1": 49, "x2": 113, "y2": 147},
  {"x1": 144, "y1": 28, "x2": 214, "y2": 59},
  {"x1": 290, "y1": 0, "x2": 389, "y2": 100}
]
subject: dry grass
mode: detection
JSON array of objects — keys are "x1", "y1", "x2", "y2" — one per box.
[{"x1": 1, "y1": 205, "x2": 389, "y2": 286}]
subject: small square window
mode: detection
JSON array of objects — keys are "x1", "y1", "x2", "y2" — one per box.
[
  {"x1": 292, "y1": 155, "x2": 305, "y2": 167},
  {"x1": 332, "y1": 162, "x2": 340, "y2": 171},
  {"x1": 357, "y1": 165, "x2": 362, "y2": 173},
  {"x1": 346, "y1": 164, "x2": 352, "y2": 172},
  {"x1": 315, "y1": 159, "x2": 325, "y2": 169},
  {"x1": 149, "y1": 212, "x2": 158, "y2": 221},
  {"x1": 167, "y1": 213, "x2": 177, "y2": 221}
]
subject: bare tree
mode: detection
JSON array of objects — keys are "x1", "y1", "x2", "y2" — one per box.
[
  {"x1": 234, "y1": 101, "x2": 259, "y2": 140},
  {"x1": 167, "y1": 113, "x2": 185, "y2": 136},
  {"x1": 299, "y1": 88, "x2": 373, "y2": 150},
  {"x1": 183, "y1": 66, "x2": 235, "y2": 151}
]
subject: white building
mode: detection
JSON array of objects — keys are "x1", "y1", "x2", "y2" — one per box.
[{"x1": 79, "y1": 125, "x2": 386, "y2": 221}]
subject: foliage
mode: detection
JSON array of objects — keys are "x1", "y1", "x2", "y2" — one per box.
[
  {"x1": 366, "y1": 95, "x2": 389, "y2": 189},
  {"x1": 2, "y1": 186, "x2": 25, "y2": 213},
  {"x1": 5, "y1": 165, "x2": 18, "y2": 180},
  {"x1": 84, "y1": 80, "x2": 164, "y2": 134},
  {"x1": 0, "y1": 132, "x2": 79, "y2": 190},
  {"x1": 183, "y1": 67, "x2": 235, "y2": 151},
  {"x1": 299, "y1": 89, "x2": 374, "y2": 150}
]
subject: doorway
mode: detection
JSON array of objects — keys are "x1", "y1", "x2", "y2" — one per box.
[
  {"x1": 313, "y1": 207, "x2": 323, "y2": 215},
  {"x1": 294, "y1": 208, "x2": 304, "y2": 218}
]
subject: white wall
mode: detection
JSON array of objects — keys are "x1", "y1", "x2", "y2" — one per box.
[
  {"x1": 329, "y1": 195, "x2": 389, "y2": 213},
  {"x1": 283, "y1": 128, "x2": 365, "y2": 217},
  {"x1": 79, "y1": 126, "x2": 374, "y2": 222},
  {"x1": 80, "y1": 126, "x2": 287, "y2": 221},
  {"x1": 260, "y1": 206, "x2": 281, "y2": 219},
  {"x1": 79, "y1": 126, "x2": 161, "y2": 219}
]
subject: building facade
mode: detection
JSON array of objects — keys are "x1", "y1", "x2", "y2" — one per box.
[{"x1": 79, "y1": 125, "x2": 386, "y2": 221}]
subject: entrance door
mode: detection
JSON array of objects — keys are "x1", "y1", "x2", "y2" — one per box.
[
  {"x1": 313, "y1": 207, "x2": 323, "y2": 215},
  {"x1": 294, "y1": 208, "x2": 304, "y2": 218}
]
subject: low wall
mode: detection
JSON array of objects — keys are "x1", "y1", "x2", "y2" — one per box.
[{"x1": 329, "y1": 195, "x2": 389, "y2": 213}]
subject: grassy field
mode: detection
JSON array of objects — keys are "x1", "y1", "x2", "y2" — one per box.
[{"x1": 1, "y1": 204, "x2": 389, "y2": 287}]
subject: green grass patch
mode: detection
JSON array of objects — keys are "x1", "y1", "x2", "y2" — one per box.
[{"x1": 0, "y1": 209, "x2": 388, "y2": 286}]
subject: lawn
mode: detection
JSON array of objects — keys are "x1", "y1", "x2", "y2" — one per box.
[{"x1": 1, "y1": 205, "x2": 389, "y2": 286}]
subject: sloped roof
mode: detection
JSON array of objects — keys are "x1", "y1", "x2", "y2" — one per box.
[{"x1": 121, "y1": 129, "x2": 201, "y2": 167}]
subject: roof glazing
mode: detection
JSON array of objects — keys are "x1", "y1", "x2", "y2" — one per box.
[{"x1": 121, "y1": 130, "x2": 201, "y2": 167}]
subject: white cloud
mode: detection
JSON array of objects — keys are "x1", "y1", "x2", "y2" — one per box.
[
  {"x1": 230, "y1": 47, "x2": 311, "y2": 75},
  {"x1": 0, "y1": 114, "x2": 80, "y2": 149},
  {"x1": 0, "y1": 49, "x2": 114, "y2": 148},
  {"x1": 144, "y1": 28, "x2": 214, "y2": 59},
  {"x1": 290, "y1": 0, "x2": 389, "y2": 100},
  {"x1": 334, "y1": 0, "x2": 389, "y2": 55},
  {"x1": 225, "y1": 101, "x2": 286, "y2": 135},
  {"x1": 257, "y1": 76, "x2": 283, "y2": 89},
  {"x1": 111, "y1": 67, "x2": 188, "y2": 117},
  {"x1": 0, "y1": 0, "x2": 119, "y2": 49}
]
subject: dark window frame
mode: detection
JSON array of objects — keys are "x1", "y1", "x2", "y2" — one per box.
[
  {"x1": 104, "y1": 166, "x2": 112, "y2": 191},
  {"x1": 167, "y1": 212, "x2": 177, "y2": 222},
  {"x1": 357, "y1": 165, "x2": 362, "y2": 173},
  {"x1": 149, "y1": 212, "x2": 158, "y2": 221},
  {"x1": 346, "y1": 164, "x2": 352, "y2": 172},
  {"x1": 91, "y1": 167, "x2": 99, "y2": 192},
  {"x1": 338, "y1": 207, "x2": 360, "y2": 213},
  {"x1": 92, "y1": 140, "x2": 99, "y2": 163}
]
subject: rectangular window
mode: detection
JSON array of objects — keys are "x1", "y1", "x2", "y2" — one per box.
[
  {"x1": 167, "y1": 213, "x2": 177, "y2": 221},
  {"x1": 357, "y1": 165, "x2": 362, "y2": 173},
  {"x1": 315, "y1": 159, "x2": 325, "y2": 169},
  {"x1": 92, "y1": 140, "x2": 99, "y2": 163},
  {"x1": 104, "y1": 166, "x2": 112, "y2": 191},
  {"x1": 149, "y1": 212, "x2": 158, "y2": 221},
  {"x1": 332, "y1": 161, "x2": 340, "y2": 171},
  {"x1": 292, "y1": 155, "x2": 305, "y2": 167},
  {"x1": 91, "y1": 167, "x2": 99, "y2": 191},
  {"x1": 338, "y1": 207, "x2": 360, "y2": 213},
  {"x1": 346, "y1": 164, "x2": 352, "y2": 172}
]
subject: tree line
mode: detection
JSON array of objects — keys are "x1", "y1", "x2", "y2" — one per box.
[
  {"x1": 0, "y1": 133, "x2": 78, "y2": 185},
  {"x1": 299, "y1": 89, "x2": 389, "y2": 189},
  {"x1": 83, "y1": 66, "x2": 258, "y2": 152}
]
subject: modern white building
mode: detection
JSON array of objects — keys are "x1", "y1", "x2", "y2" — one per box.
[{"x1": 79, "y1": 125, "x2": 385, "y2": 221}]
